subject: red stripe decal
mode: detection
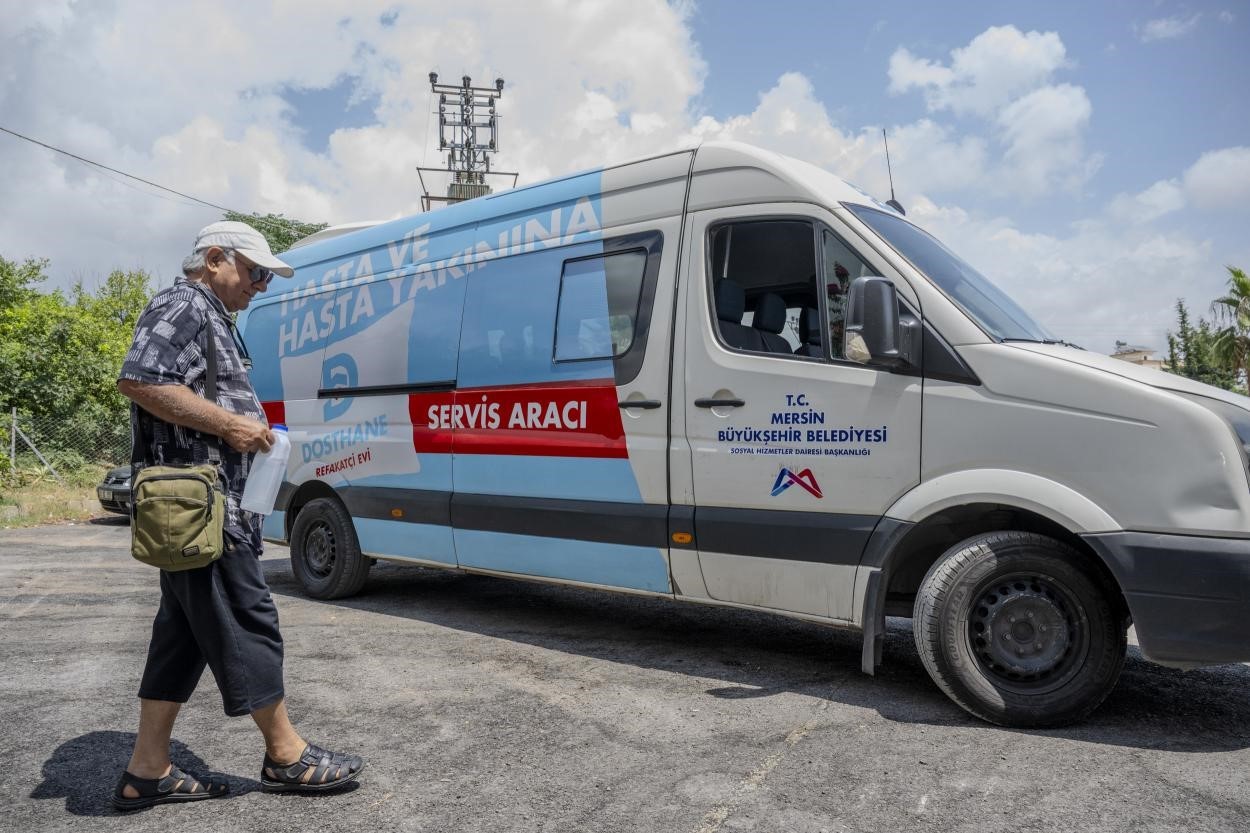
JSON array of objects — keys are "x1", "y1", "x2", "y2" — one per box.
[
  {"x1": 408, "y1": 380, "x2": 627, "y2": 458},
  {"x1": 261, "y1": 400, "x2": 286, "y2": 426}
]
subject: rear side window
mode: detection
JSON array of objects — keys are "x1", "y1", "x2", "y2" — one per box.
[{"x1": 554, "y1": 251, "x2": 646, "y2": 362}]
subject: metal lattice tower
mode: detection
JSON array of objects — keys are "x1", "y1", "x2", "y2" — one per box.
[{"x1": 418, "y1": 72, "x2": 518, "y2": 210}]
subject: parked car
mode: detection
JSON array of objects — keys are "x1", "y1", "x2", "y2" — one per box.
[{"x1": 97, "y1": 464, "x2": 131, "y2": 515}]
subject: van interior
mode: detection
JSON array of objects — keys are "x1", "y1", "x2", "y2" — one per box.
[{"x1": 710, "y1": 220, "x2": 879, "y2": 361}]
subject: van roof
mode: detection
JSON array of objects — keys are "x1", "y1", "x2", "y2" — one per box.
[
  {"x1": 286, "y1": 220, "x2": 386, "y2": 250},
  {"x1": 273, "y1": 141, "x2": 889, "y2": 283}
]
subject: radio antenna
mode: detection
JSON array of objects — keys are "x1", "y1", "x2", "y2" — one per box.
[{"x1": 882, "y1": 128, "x2": 905, "y2": 216}]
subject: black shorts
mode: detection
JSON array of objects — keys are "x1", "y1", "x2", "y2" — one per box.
[{"x1": 138, "y1": 521, "x2": 285, "y2": 716}]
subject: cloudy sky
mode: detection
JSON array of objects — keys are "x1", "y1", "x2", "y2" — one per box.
[{"x1": 2, "y1": 0, "x2": 1248, "y2": 355}]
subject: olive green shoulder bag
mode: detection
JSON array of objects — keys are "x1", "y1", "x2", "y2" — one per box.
[{"x1": 129, "y1": 325, "x2": 226, "y2": 571}]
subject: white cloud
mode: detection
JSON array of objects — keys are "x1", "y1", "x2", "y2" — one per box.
[
  {"x1": 997, "y1": 84, "x2": 1099, "y2": 195},
  {"x1": 1219, "y1": 11, "x2": 1236, "y2": 24},
  {"x1": 683, "y1": 73, "x2": 872, "y2": 176},
  {"x1": 888, "y1": 26, "x2": 1097, "y2": 197},
  {"x1": 889, "y1": 26, "x2": 1068, "y2": 117},
  {"x1": 1136, "y1": 14, "x2": 1203, "y2": 43},
  {"x1": 1182, "y1": 146, "x2": 1250, "y2": 209},
  {"x1": 680, "y1": 74, "x2": 988, "y2": 199},
  {"x1": 885, "y1": 119, "x2": 990, "y2": 195},
  {"x1": 1108, "y1": 178, "x2": 1186, "y2": 224},
  {"x1": 1109, "y1": 145, "x2": 1250, "y2": 225}
]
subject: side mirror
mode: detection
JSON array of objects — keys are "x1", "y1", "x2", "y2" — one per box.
[{"x1": 843, "y1": 276, "x2": 917, "y2": 368}]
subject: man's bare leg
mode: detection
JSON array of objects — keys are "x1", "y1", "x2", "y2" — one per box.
[
  {"x1": 251, "y1": 699, "x2": 307, "y2": 764},
  {"x1": 121, "y1": 699, "x2": 182, "y2": 798}
]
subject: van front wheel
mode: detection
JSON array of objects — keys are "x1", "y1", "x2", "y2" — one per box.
[
  {"x1": 913, "y1": 531, "x2": 1126, "y2": 728},
  {"x1": 289, "y1": 497, "x2": 371, "y2": 599}
]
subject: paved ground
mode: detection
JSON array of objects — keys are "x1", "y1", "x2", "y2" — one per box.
[{"x1": 1, "y1": 520, "x2": 1248, "y2": 833}]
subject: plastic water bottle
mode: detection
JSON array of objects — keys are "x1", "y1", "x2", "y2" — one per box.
[{"x1": 240, "y1": 425, "x2": 290, "y2": 515}]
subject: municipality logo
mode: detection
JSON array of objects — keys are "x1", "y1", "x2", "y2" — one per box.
[{"x1": 770, "y1": 468, "x2": 822, "y2": 498}]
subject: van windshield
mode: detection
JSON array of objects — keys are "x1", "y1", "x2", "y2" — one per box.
[{"x1": 846, "y1": 204, "x2": 1056, "y2": 343}]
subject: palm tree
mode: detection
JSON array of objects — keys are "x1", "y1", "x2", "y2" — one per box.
[{"x1": 1211, "y1": 266, "x2": 1250, "y2": 395}]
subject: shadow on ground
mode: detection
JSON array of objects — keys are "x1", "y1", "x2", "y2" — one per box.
[
  {"x1": 30, "y1": 731, "x2": 261, "y2": 816},
  {"x1": 263, "y1": 558, "x2": 1250, "y2": 754}
]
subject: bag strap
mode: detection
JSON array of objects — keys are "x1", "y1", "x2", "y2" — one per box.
[{"x1": 202, "y1": 317, "x2": 222, "y2": 466}]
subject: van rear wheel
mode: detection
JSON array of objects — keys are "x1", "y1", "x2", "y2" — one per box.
[
  {"x1": 913, "y1": 531, "x2": 1126, "y2": 728},
  {"x1": 289, "y1": 497, "x2": 371, "y2": 599}
]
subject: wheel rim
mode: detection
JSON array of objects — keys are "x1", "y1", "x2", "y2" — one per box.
[
  {"x1": 967, "y1": 572, "x2": 1089, "y2": 694},
  {"x1": 303, "y1": 521, "x2": 337, "y2": 579}
]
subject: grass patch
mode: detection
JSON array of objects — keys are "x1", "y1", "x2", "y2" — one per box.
[{"x1": 0, "y1": 480, "x2": 115, "y2": 528}]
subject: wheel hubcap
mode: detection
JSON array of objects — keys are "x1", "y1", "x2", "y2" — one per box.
[
  {"x1": 304, "y1": 522, "x2": 336, "y2": 578},
  {"x1": 968, "y1": 574, "x2": 1085, "y2": 690}
]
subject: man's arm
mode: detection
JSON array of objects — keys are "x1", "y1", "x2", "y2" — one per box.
[{"x1": 119, "y1": 380, "x2": 273, "y2": 453}]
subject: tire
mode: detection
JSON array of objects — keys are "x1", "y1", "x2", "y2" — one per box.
[
  {"x1": 913, "y1": 531, "x2": 1126, "y2": 728},
  {"x1": 289, "y1": 497, "x2": 371, "y2": 599}
]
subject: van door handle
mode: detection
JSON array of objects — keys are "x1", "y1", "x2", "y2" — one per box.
[
  {"x1": 619, "y1": 400, "x2": 662, "y2": 410},
  {"x1": 694, "y1": 398, "x2": 745, "y2": 408}
]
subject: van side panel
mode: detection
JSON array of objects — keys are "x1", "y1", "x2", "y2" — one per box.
[
  {"x1": 244, "y1": 201, "x2": 487, "y2": 562},
  {"x1": 446, "y1": 161, "x2": 681, "y2": 592},
  {"x1": 244, "y1": 152, "x2": 690, "y2": 586}
]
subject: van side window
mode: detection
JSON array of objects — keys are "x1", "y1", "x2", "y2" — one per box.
[
  {"x1": 708, "y1": 220, "x2": 822, "y2": 359},
  {"x1": 554, "y1": 251, "x2": 647, "y2": 362},
  {"x1": 822, "y1": 230, "x2": 875, "y2": 361}
]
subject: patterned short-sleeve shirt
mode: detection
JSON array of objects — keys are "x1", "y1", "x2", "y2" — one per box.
[{"x1": 120, "y1": 278, "x2": 267, "y2": 534}]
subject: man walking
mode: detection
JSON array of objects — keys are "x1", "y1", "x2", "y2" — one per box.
[{"x1": 114, "y1": 221, "x2": 363, "y2": 810}]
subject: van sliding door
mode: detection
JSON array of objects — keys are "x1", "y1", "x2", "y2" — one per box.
[{"x1": 448, "y1": 227, "x2": 677, "y2": 592}]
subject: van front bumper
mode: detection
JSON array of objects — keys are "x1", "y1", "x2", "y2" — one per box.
[{"x1": 1083, "y1": 532, "x2": 1250, "y2": 668}]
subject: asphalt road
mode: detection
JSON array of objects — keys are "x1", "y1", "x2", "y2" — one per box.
[{"x1": 1, "y1": 520, "x2": 1248, "y2": 833}]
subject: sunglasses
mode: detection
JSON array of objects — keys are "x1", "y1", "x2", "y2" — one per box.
[{"x1": 223, "y1": 250, "x2": 274, "y2": 285}]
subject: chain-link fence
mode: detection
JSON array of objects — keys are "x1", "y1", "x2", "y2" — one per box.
[{"x1": 2, "y1": 407, "x2": 131, "y2": 489}]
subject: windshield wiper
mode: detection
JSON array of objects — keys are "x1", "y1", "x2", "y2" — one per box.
[{"x1": 1002, "y1": 337, "x2": 1084, "y2": 350}]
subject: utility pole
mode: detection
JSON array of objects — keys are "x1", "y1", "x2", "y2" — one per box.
[{"x1": 417, "y1": 72, "x2": 519, "y2": 210}]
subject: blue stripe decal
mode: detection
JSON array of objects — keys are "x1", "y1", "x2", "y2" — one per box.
[
  {"x1": 453, "y1": 454, "x2": 642, "y2": 502},
  {"x1": 356, "y1": 518, "x2": 457, "y2": 565},
  {"x1": 454, "y1": 529, "x2": 670, "y2": 593},
  {"x1": 340, "y1": 457, "x2": 452, "y2": 491}
]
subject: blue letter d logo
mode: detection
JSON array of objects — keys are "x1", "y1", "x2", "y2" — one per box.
[{"x1": 322, "y1": 353, "x2": 358, "y2": 422}]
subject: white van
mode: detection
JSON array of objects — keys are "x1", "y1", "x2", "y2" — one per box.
[{"x1": 239, "y1": 141, "x2": 1250, "y2": 727}]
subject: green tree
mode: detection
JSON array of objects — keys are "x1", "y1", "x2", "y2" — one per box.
[
  {"x1": 0, "y1": 255, "x2": 47, "y2": 311},
  {"x1": 1164, "y1": 298, "x2": 1237, "y2": 391},
  {"x1": 1211, "y1": 266, "x2": 1250, "y2": 395},
  {"x1": 0, "y1": 263, "x2": 154, "y2": 466},
  {"x1": 223, "y1": 211, "x2": 328, "y2": 255}
]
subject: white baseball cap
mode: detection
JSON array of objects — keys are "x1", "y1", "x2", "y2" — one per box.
[{"x1": 192, "y1": 221, "x2": 295, "y2": 277}]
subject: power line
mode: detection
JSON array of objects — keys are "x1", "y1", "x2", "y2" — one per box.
[{"x1": 0, "y1": 124, "x2": 317, "y2": 237}]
